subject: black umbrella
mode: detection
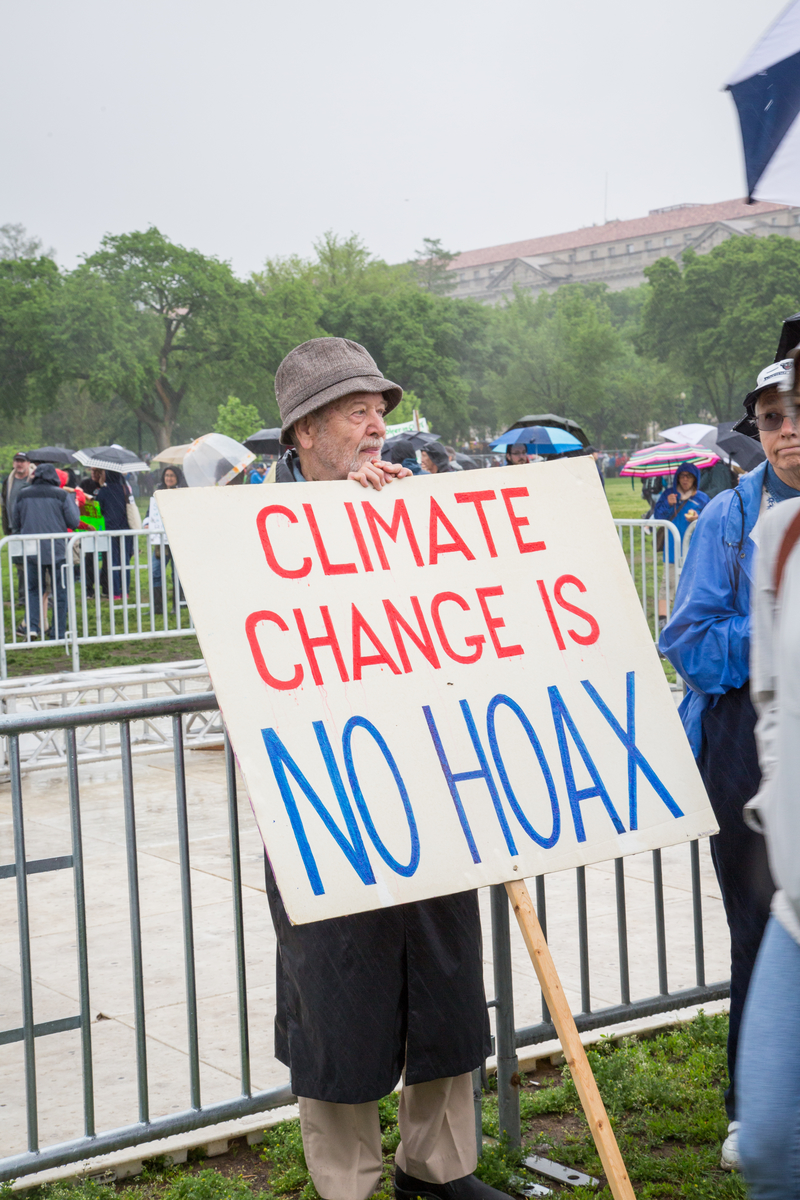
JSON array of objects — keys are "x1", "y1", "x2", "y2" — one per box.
[
  {"x1": 74, "y1": 445, "x2": 149, "y2": 472},
  {"x1": 454, "y1": 452, "x2": 480, "y2": 470},
  {"x1": 244, "y1": 428, "x2": 282, "y2": 456},
  {"x1": 383, "y1": 430, "x2": 440, "y2": 451},
  {"x1": 502, "y1": 413, "x2": 590, "y2": 448},
  {"x1": 776, "y1": 313, "x2": 800, "y2": 361},
  {"x1": 27, "y1": 446, "x2": 77, "y2": 465},
  {"x1": 715, "y1": 422, "x2": 766, "y2": 473}
]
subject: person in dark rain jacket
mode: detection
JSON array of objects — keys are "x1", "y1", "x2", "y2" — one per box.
[
  {"x1": 660, "y1": 357, "x2": 800, "y2": 1170},
  {"x1": 16, "y1": 463, "x2": 80, "y2": 639},
  {"x1": 264, "y1": 338, "x2": 499, "y2": 1200},
  {"x1": 97, "y1": 470, "x2": 134, "y2": 598}
]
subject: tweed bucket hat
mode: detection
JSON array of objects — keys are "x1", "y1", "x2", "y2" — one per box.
[{"x1": 276, "y1": 338, "x2": 403, "y2": 445}]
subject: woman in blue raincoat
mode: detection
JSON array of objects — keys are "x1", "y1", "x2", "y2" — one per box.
[{"x1": 653, "y1": 461, "x2": 710, "y2": 624}]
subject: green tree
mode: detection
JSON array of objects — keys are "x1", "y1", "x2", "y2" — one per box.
[
  {"x1": 639, "y1": 235, "x2": 800, "y2": 422},
  {"x1": 485, "y1": 286, "x2": 623, "y2": 438},
  {"x1": 0, "y1": 255, "x2": 63, "y2": 417},
  {"x1": 214, "y1": 394, "x2": 261, "y2": 442},
  {"x1": 0, "y1": 223, "x2": 55, "y2": 261},
  {"x1": 59, "y1": 227, "x2": 317, "y2": 451},
  {"x1": 413, "y1": 238, "x2": 459, "y2": 294}
]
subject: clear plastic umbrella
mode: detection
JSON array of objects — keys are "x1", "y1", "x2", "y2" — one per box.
[{"x1": 182, "y1": 433, "x2": 255, "y2": 487}]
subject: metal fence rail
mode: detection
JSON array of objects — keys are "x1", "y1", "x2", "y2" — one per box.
[
  {"x1": 0, "y1": 531, "x2": 195, "y2": 678},
  {"x1": 612, "y1": 520, "x2": 683, "y2": 637},
  {"x1": 0, "y1": 694, "x2": 728, "y2": 1180},
  {"x1": 1, "y1": 520, "x2": 685, "y2": 678},
  {"x1": 0, "y1": 661, "x2": 221, "y2": 779}
]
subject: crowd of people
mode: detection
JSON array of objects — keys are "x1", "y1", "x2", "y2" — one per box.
[{"x1": 3, "y1": 330, "x2": 799, "y2": 1196}]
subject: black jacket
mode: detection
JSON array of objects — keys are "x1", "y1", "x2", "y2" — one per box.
[
  {"x1": 2, "y1": 472, "x2": 30, "y2": 536},
  {"x1": 16, "y1": 464, "x2": 81, "y2": 561},
  {"x1": 265, "y1": 449, "x2": 491, "y2": 1103}
]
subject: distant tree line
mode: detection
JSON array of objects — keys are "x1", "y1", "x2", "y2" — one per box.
[{"x1": 1, "y1": 221, "x2": 798, "y2": 453}]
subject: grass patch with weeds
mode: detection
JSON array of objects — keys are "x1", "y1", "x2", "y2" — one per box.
[{"x1": 10, "y1": 1014, "x2": 742, "y2": 1200}]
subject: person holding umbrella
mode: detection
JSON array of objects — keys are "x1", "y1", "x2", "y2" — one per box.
[
  {"x1": 505, "y1": 443, "x2": 530, "y2": 466},
  {"x1": 660, "y1": 354, "x2": 800, "y2": 1170},
  {"x1": 653, "y1": 461, "x2": 710, "y2": 626},
  {"x1": 74, "y1": 447, "x2": 148, "y2": 600}
]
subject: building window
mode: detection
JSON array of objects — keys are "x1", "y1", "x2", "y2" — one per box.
[
  {"x1": 771, "y1": 217, "x2": 777, "y2": 225},
  {"x1": 590, "y1": 249, "x2": 597, "y2": 260},
  {"x1": 473, "y1": 270, "x2": 480, "y2": 279},
  {"x1": 568, "y1": 252, "x2": 575, "y2": 263},
  {"x1": 608, "y1": 246, "x2": 615, "y2": 256},
  {"x1": 645, "y1": 239, "x2": 652, "y2": 249},
  {"x1": 795, "y1": 214, "x2": 800, "y2": 224},
  {"x1": 626, "y1": 244, "x2": 634, "y2": 254},
  {"x1": 664, "y1": 237, "x2": 673, "y2": 246}
]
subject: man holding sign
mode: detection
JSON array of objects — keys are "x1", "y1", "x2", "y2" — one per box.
[
  {"x1": 264, "y1": 338, "x2": 497, "y2": 1200},
  {"x1": 158, "y1": 338, "x2": 715, "y2": 1200}
]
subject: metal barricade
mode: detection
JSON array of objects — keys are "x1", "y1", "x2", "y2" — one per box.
[
  {"x1": 66, "y1": 530, "x2": 195, "y2": 674},
  {"x1": 0, "y1": 523, "x2": 681, "y2": 679},
  {"x1": 612, "y1": 520, "x2": 683, "y2": 638},
  {"x1": 0, "y1": 534, "x2": 74, "y2": 674},
  {"x1": 0, "y1": 694, "x2": 729, "y2": 1180},
  {"x1": 0, "y1": 531, "x2": 196, "y2": 678}
]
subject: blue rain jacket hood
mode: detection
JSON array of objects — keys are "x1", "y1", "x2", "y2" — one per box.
[
  {"x1": 652, "y1": 461, "x2": 710, "y2": 564},
  {"x1": 659, "y1": 460, "x2": 767, "y2": 755}
]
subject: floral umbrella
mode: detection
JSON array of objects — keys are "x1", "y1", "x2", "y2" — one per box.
[{"x1": 620, "y1": 442, "x2": 719, "y2": 479}]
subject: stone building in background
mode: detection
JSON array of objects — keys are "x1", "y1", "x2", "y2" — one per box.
[{"x1": 446, "y1": 198, "x2": 800, "y2": 304}]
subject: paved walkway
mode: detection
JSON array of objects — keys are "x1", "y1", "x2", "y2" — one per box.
[{"x1": 0, "y1": 746, "x2": 729, "y2": 1160}]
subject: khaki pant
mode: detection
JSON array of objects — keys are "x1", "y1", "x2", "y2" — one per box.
[{"x1": 298, "y1": 1072, "x2": 477, "y2": 1200}]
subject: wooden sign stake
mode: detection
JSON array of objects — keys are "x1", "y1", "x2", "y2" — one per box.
[{"x1": 505, "y1": 878, "x2": 636, "y2": 1200}]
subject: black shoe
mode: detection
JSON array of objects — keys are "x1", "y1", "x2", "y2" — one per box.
[{"x1": 394, "y1": 1165, "x2": 512, "y2": 1200}]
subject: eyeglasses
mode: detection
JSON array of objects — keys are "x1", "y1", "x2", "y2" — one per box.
[{"x1": 755, "y1": 410, "x2": 799, "y2": 431}]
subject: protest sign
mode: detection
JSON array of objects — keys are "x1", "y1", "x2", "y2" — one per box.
[{"x1": 158, "y1": 457, "x2": 715, "y2": 925}]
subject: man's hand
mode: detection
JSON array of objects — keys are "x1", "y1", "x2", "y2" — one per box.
[
  {"x1": 667, "y1": 493, "x2": 678, "y2": 506},
  {"x1": 348, "y1": 460, "x2": 412, "y2": 490}
]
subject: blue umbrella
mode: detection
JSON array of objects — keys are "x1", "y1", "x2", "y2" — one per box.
[
  {"x1": 490, "y1": 425, "x2": 583, "y2": 454},
  {"x1": 726, "y1": 1, "x2": 800, "y2": 202}
]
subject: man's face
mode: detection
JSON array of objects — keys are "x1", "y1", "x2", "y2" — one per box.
[
  {"x1": 755, "y1": 389, "x2": 800, "y2": 480},
  {"x1": 12, "y1": 457, "x2": 29, "y2": 479},
  {"x1": 293, "y1": 392, "x2": 388, "y2": 481},
  {"x1": 507, "y1": 445, "x2": 529, "y2": 465}
]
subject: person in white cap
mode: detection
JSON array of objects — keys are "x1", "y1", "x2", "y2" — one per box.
[{"x1": 661, "y1": 350, "x2": 800, "y2": 1170}]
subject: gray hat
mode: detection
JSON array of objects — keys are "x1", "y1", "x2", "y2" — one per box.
[{"x1": 276, "y1": 338, "x2": 403, "y2": 445}]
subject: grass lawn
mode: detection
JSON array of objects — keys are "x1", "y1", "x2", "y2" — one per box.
[
  {"x1": 604, "y1": 476, "x2": 650, "y2": 522},
  {"x1": 2, "y1": 633, "x2": 203, "y2": 678},
  {"x1": 11, "y1": 1014, "x2": 742, "y2": 1200}
]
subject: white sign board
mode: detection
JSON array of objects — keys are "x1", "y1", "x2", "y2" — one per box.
[{"x1": 158, "y1": 459, "x2": 715, "y2": 924}]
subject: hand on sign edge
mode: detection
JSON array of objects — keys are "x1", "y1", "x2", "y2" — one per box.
[{"x1": 347, "y1": 460, "x2": 412, "y2": 490}]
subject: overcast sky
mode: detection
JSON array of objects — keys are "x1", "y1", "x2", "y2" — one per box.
[{"x1": 0, "y1": 0, "x2": 777, "y2": 276}]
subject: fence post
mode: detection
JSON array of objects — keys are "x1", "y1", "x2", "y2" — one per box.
[
  {"x1": 66, "y1": 536, "x2": 81, "y2": 673},
  {"x1": 490, "y1": 883, "x2": 520, "y2": 1146}
]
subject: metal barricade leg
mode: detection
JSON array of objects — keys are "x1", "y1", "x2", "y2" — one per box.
[{"x1": 490, "y1": 884, "x2": 520, "y2": 1146}]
